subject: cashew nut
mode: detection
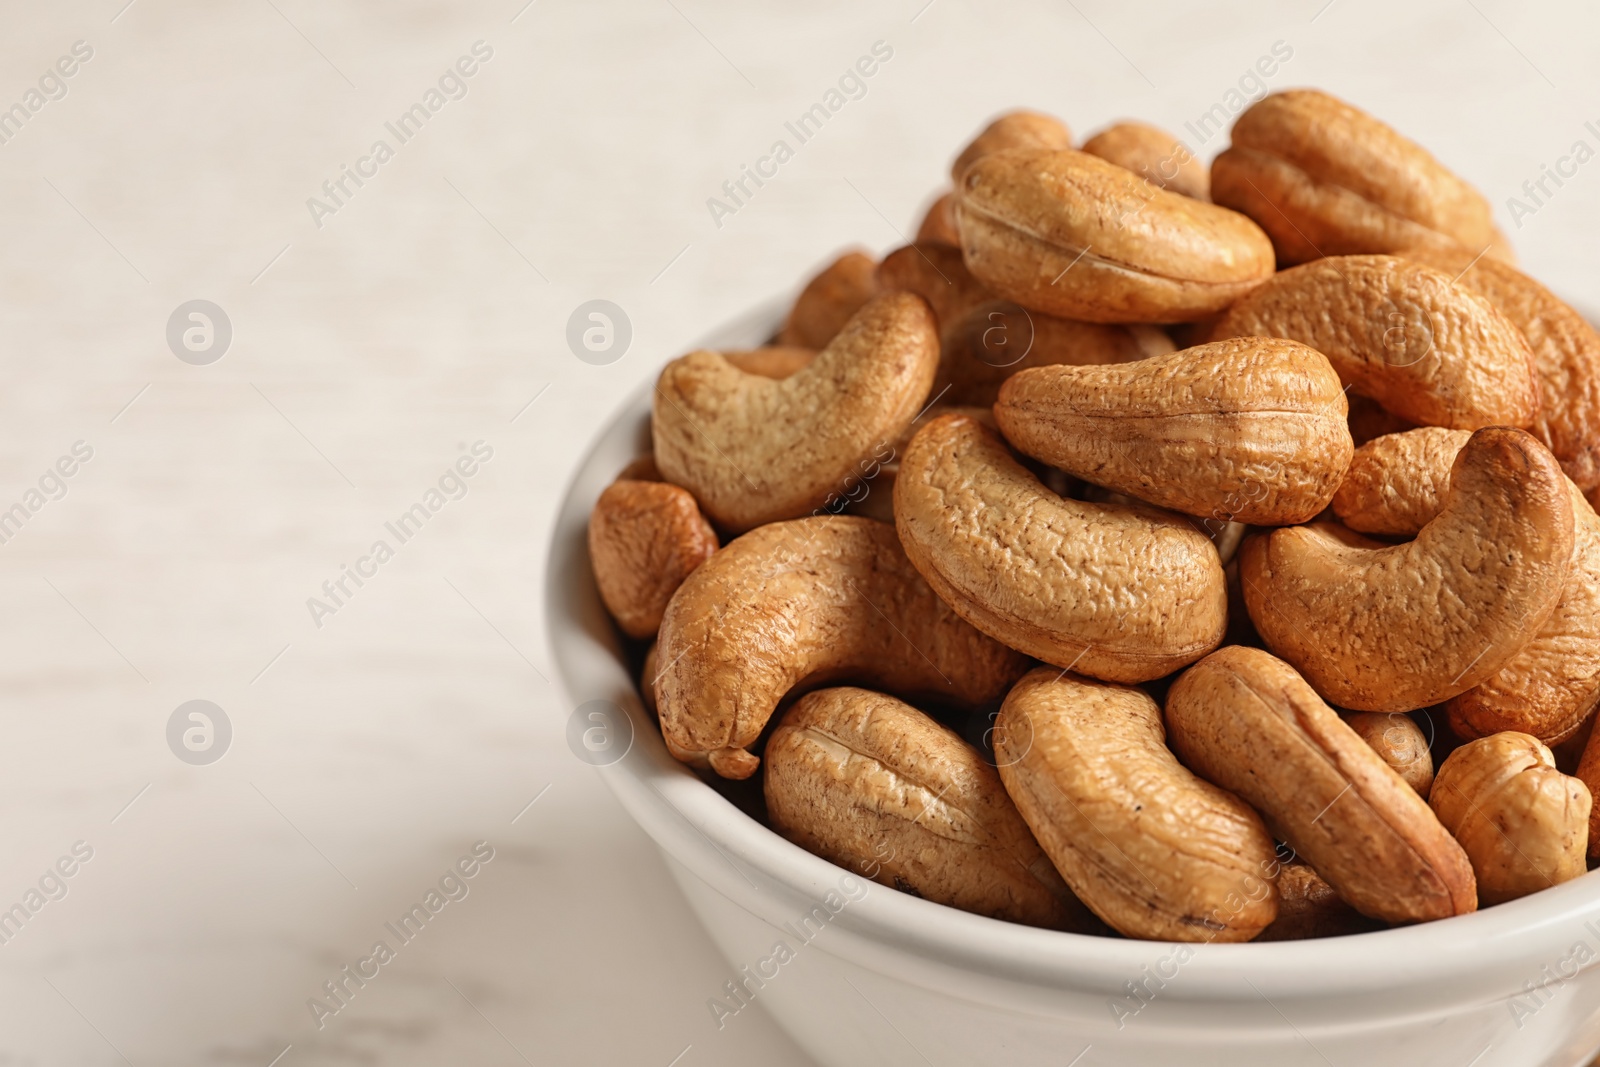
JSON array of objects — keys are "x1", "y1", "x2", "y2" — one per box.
[
  {"x1": 764, "y1": 686, "x2": 1094, "y2": 929},
  {"x1": 950, "y1": 109, "x2": 1072, "y2": 181},
  {"x1": 916, "y1": 191, "x2": 960, "y2": 245},
  {"x1": 995, "y1": 668, "x2": 1280, "y2": 942},
  {"x1": 895, "y1": 413, "x2": 1226, "y2": 683},
  {"x1": 1331, "y1": 427, "x2": 1600, "y2": 744},
  {"x1": 1431, "y1": 732, "x2": 1591, "y2": 906},
  {"x1": 655, "y1": 515, "x2": 1028, "y2": 779},
  {"x1": 994, "y1": 336, "x2": 1353, "y2": 525},
  {"x1": 1081, "y1": 121, "x2": 1209, "y2": 201},
  {"x1": 1210, "y1": 89, "x2": 1497, "y2": 265},
  {"x1": 1241, "y1": 427, "x2": 1575, "y2": 712},
  {"x1": 1166, "y1": 646, "x2": 1475, "y2": 923},
  {"x1": 956, "y1": 148, "x2": 1276, "y2": 323},
  {"x1": 1402, "y1": 242, "x2": 1600, "y2": 491},
  {"x1": 1215, "y1": 255, "x2": 1538, "y2": 430},
  {"x1": 778, "y1": 250, "x2": 879, "y2": 350},
  {"x1": 1342, "y1": 711, "x2": 1435, "y2": 799},
  {"x1": 587, "y1": 479, "x2": 718, "y2": 640},
  {"x1": 653, "y1": 291, "x2": 938, "y2": 534}
]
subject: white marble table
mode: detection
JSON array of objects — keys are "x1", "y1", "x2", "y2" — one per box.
[{"x1": 0, "y1": 0, "x2": 1596, "y2": 1063}]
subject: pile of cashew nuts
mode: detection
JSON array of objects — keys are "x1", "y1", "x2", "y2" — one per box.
[{"x1": 587, "y1": 89, "x2": 1600, "y2": 942}]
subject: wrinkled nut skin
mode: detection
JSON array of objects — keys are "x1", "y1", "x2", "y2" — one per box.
[
  {"x1": 995, "y1": 337, "x2": 1353, "y2": 525},
  {"x1": 875, "y1": 242, "x2": 1173, "y2": 406},
  {"x1": 653, "y1": 292, "x2": 939, "y2": 534},
  {"x1": 956, "y1": 149, "x2": 1276, "y2": 324},
  {"x1": 950, "y1": 109, "x2": 1072, "y2": 182},
  {"x1": 1081, "y1": 121, "x2": 1209, "y2": 201},
  {"x1": 722, "y1": 346, "x2": 816, "y2": 379},
  {"x1": 916, "y1": 191, "x2": 961, "y2": 245},
  {"x1": 995, "y1": 668, "x2": 1280, "y2": 942},
  {"x1": 1241, "y1": 428, "x2": 1575, "y2": 713},
  {"x1": 655, "y1": 516, "x2": 1028, "y2": 779},
  {"x1": 1210, "y1": 90, "x2": 1496, "y2": 265},
  {"x1": 1216, "y1": 255, "x2": 1539, "y2": 431},
  {"x1": 1255, "y1": 863, "x2": 1383, "y2": 941},
  {"x1": 1431, "y1": 732, "x2": 1591, "y2": 906},
  {"x1": 1332, "y1": 427, "x2": 1600, "y2": 745},
  {"x1": 1343, "y1": 711, "x2": 1435, "y2": 799},
  {"x1": 1166, "y1": 647, "x2": 1476, "y2": 923},
  {"x1": 895, "y1": 414, "x2": 1226, "y2": 683},
  {"x1": 1332, "y1": 427, "x2": 1471, "y2": 535},
  {"x1": 778, "y1": 251, "x2": 879, "y2": 350},
  {"x1": 1402, "y1": 243, "x2": 1600, "y2": 491},
  {"x1": 763, "y1": 687, "x2": 1093, "y2": 929},
  {"x1": 587, "y1": 480, "x2": 719, "y2": 640}
]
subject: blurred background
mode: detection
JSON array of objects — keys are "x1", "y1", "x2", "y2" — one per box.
[{"x1": 0, "y1": 0, "x2": 1596, "y2": 1063}]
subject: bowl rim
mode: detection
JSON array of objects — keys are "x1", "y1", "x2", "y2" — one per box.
[{"x1": 543, "y1": 293, "x2": 1600, "y2": 1004}]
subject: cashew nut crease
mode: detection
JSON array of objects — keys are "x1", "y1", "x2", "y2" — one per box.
[
  {"x1": 1432, "y1": 732, "x2": 1591, "y2": 906},
  {"x1": 778, "y1": 249, "x2": 879, "y2": 350},
  {"x1": 995, "y1": 337, "x2": 1353, "y2": 525},
  {"x1": 1241, "y1": 427, "x2": 1575, "y2": 712},
  {"x1": 995, "y1": 668, "x2": 1279, "y2": 942},
  {"x1": 1166, "y1": 647, "x2": 1475, "y2": 923},
  {"x1": 764, "y1": 687, "x2": 1095, "y2": 929},
  {"x1": 587, "y1": 479, "x2": 719, "y2": 640},
  {"x1": 655, "y1": 516, "x2": 1028, "y2": 779},
  {"x1": 1215, "y1": 255, "x2": 1538, "y2": 430},
  {"x1": 956, "y1": 148, "x2": 1276, "y2": 323},
  {"x1": 895, "y1": 413, "x2": 1226, "y2": 683},
  {"x1": 1210, "y1": 89, "x2": 1498, "y2": 265},
  {"x1": 1333, "y1": 427, "x2": 1600, "y2": 744},
  {"x1": 653, "y1": 291, "x2": 939, "y2": 534}
]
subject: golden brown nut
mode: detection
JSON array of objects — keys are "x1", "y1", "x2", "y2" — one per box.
[
  {"x1": 1431, "y1": 732, "x2": 1591, "y2": 906},
  {"x1": 655, "y1": 516, "x2": 1028, "y2": 779},
  {"x1": 1331, "y1": 427, "x2": 1600, "y2": 745},
  {"x1": 587, "y1": 480, "x2": 718, "y2": 640},
  {"x1": 778, "y1": 250, "x2": 879, "y2": 349},
  {"x1": 950, "y1": 109, "x2": 1072, "y2": 181},
  {"x1": 764, "y1": 687, "x2": 1094, "y2": 929},
  {"x1": 722, "y1": 346, "x2": 816, "y2": 379},
  {"x1": 1167, "y1": 647, "x2": 1475, "y2": 924},
  {"x1": 1241, "y1": 428, "x2": 1575, "y2": 713},
  {"x1": 1215, "y1": 255, "x2": 1538, "y2": 430},
  {"x1": 653, "y1": 292, "x2": 938, "y2": 534},
  {"x1": 1332, "y1": 427, "x2": 1472, "y2": 536},
  {"x1": 1255, "y1": 862, "x2": 1383, "y2": 941},
  {"x1": 957, "y1": 148, "x2": 1276, "y2": 323},
  {"x1": 1342, "y1": 711, "x2": 1435, "y2": 798},
  {"x1": 995, "y1": 668, "x2": 1279, "y2": 942},
  {"x1": 1081, "y1": 121, "x2": 1209, "y2": 201},
  {"x1": 1210, "y1": 89, "x2": 1496, "y2": 265},
  {"x1": 994, "y1": 337, "x2": 1353, "y2": 524},
  {"x1": 916, "y1": 191, "x2": 960, "y2": 245},
  {"x1": 1401, "y1": 242, "x2": 1600, "y2": 491},
  {"x1": 875, "y1": 242, "x2": 1170, "y2": 406},
  {"x1": 895, "y1": 414, "x2": 1226, "y2": 683}
]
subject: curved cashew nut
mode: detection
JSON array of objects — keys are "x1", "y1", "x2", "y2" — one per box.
[
  {"x1": 895, "y1": 413, "x2": 1226, "y2": 683},
  {"x1": 1332, "y1": 427, "x2": 1471, "y2": 535},
  {"x1": 655, "y1": 516, "x2": 1028, "y2": 779},
  {"x1": 995, "y1": 668, "x2": 1280, "y2": 942},
  {"x1": 764, "y1": 686, "x2": 1095, "y2": 930},
  {"x1": 950, "y1": 109, "x2": 1072, "y2": 182},
  {"x1": 1241, "y1": 427, "x2": 1574, "y2": 713},
  {"x1": 1216, "y1": 255, "x2": 1538, "y2": 430},
  {"x1": 995, "y1": 336, "x2": 1353, "y2": 525},
  {"x1": 1166, "y1": 646, "x2": 1475, "y2": 923},
  {"x1": 777, "y1": 250, "x2": 878, "y2": 350},
  {"x1": 653, "y1": 292, "x2": 938, "y2": 534},
  {"x1": 1081, "y1": 121, "x2": 1209, "y2": 201}
]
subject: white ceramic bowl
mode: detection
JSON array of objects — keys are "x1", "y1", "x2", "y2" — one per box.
[{"x1": 545, "y1": 298, "x2": 1600, "y2": 1067}]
